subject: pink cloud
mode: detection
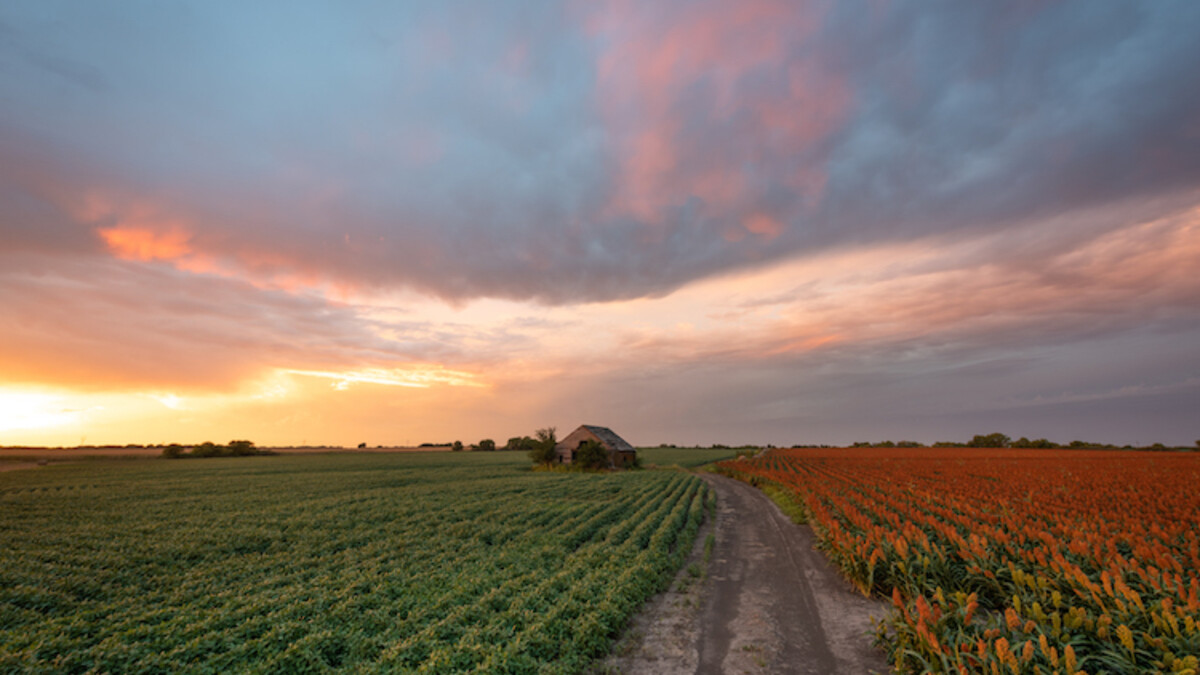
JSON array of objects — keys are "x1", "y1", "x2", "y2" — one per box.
[
  {"x1": 586, "y1": 0, "x2": 850, "y2": 234},
  {"x1": 742, "y1": 213, "x2": 784, "y2": 239}
]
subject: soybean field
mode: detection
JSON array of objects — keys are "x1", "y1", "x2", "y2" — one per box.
[{"x1": 0, "y1": 452, "x2": 710, "y2": 673}]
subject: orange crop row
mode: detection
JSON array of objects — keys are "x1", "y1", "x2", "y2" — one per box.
[{"x1": 717, "y1": 448, "x2": 1200, "y2": 674}]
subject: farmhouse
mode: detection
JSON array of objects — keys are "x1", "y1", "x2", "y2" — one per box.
[{"x1": 554, "y1": 425, "x2": 638, "y2": 468}]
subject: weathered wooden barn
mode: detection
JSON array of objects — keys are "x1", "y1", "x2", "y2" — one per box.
[{"x1": 554, "y1": 425, "x2": 637, "y2": 468}]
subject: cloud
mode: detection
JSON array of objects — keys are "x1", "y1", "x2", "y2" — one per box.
[
  {"x1": 1, "y1": 200, "x2": 1196, "y2": 445},
  {"x1": 2, "y1": 2, "x2": 1198, "y2": 304},
  {"x1": 0, "y1": 251, "x2": 498, "y2": 392},
  {"x1": 2, "y1": 2, "x2": 1200, "y2": 447}
]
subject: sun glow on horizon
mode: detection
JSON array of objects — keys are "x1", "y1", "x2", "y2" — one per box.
[
  {"x1": 0, "y1": 391, "x2": 88, "y2": 433},
  {"x1": 282, "y1": 366, "x2": 486, "y2": 390}
]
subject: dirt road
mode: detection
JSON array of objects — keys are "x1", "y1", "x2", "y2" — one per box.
[
  {"x1": 697, "y1": 474, "x2": 890, "y2": 673},
  {"x1": 599, "y1": 473, "x2": 891, "y2": 674}
]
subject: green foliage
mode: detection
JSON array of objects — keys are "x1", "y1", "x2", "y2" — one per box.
[
  {"x1": 1011, "y1": 436, "x2": 1059, "y2": 448},
  {"x1": 166, "y1": 440, "x2": 269, "y2": 459},
  {"x1": 505, "y1": 436, "x2": 536, "y2": 452},
  {"x1": 0, "y1": 453, "x2": 709, "y2": 673},
  {"x1": 451, "y1": 440, "x2": 463, "y2": 452},
  {"x1": 227, "y1": 440, "x2": 257, "y2": 456},
  {"x1": 528, "y1": 427, "x2": 557, "y2": 465},
  {"x1": 190, "y1": 441, "x2": 223, "y2": 457},
  {"x1": 573, "y1": 440, "x2": 610, "y2": 471},
  {"x1": 967, "y1": 432, "x2": 1011, "y2": 448},
  {"x1": 635, "y1": 447, "x2": 739, "y2": 468},
  {"x1": 476, "y1": 439, "x2": 496, "y2": 452}
]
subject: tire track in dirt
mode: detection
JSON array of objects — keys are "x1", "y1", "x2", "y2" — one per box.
[
  {"x1": 597, "y1": 473, "x2": 890, "y2": 674},
  {"x1": 696, "y1": 474, "x2": 890, "y2": 674}
]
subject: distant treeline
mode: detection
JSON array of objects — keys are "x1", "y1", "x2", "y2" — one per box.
[
  {"x1": 161, "y1": 440, "x2": 274, "y2": 459},
  {"x1": 655, "y1": 434, "x2": 1199, "y2": 452},
  {"x1": 412, "y1": 437, "x2": 539, "y2": 452},
  {"x1": 1, "y1": 443, "x2": 195, "y2": 450},
  {"x1": 825, "y1": 433, "x2": 1199, "y2": 451}
]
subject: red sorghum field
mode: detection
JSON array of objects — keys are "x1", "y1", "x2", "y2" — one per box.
[{"x1": 717, "y1": 448, "x2": 1200, "y2": 674}]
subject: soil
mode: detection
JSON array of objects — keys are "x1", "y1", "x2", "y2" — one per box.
[
  {"x1": 0, "y1": 445, "x2": 452, "y2": 471},
  {"x1": 597, "y1": 473, "x2": 892, "y2": 675},
  {"x1": 0, "y1": 462, "x2": 41, "y2": 472}
]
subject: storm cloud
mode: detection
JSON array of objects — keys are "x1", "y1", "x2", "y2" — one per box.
[
  {"x1": 2, "y1": 1, "x2": 1199, "y2": 446},
  {"x1": 3, "y1": 1, "x2": 1200, "y2": 303}
]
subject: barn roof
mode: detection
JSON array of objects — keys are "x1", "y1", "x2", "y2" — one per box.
[{"x1": 581, "y1": 425, "x2": 636, "y2": 453}]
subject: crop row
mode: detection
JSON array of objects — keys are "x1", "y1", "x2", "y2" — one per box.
[
  {"x1": 718, "y1": 448, "x2": 1200, "y2": 674},
  {"x1": 1, "y1": 453, "x2": 709, "y2": 673}
]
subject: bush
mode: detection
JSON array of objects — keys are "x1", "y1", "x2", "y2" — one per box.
[
  {"x1": 452, "y1": 441, "x2": 464, "y2": 452},
  {"x1": 1012, "y1": 437, "x2": 1058, "y2": 449},
  {"x1": 968, "y1": 433, "x2": 1011, "y2": 448},
  {"x1": 228, "y1": 440, "x2": 257, "y2": 456},
  {"x1": 506, "y1": 436, "x2": 536, "y2": 452},
  {"x1": 191, "y1": 441, "x2": 223, "y2": 458},
  {"x1": 528, "y1": 427, "x2": 557, "y2": 465},
  {"x1": 179, "y1": 440, "x2": 269, "y2": 458},
  {"x1": 573, "y1": 440, "x2": 610, "y2": 471},
  {"x1": 477, "y1": 439, "x2": 496, "y2": 452}
]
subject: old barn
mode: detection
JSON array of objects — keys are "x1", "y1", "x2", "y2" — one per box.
[{"x1": 554, "y1": 425, "x2": 638, "y2": 468}]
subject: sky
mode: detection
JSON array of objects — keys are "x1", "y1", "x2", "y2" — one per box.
[{"x1": 2, "y1": 1, "x2": 1199, "y2": 448}]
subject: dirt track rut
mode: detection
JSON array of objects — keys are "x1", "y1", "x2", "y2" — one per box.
[
  {"x1": 695, "y1": 474, "x2": 890, "y2": 674},
  {"x1": 595, "y1": 473, "x2": 890, "y2": 674}
]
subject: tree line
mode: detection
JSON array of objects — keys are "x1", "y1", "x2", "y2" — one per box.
[
  {"x1": 841, "y1": 433, "x2": 1199, "y2": 451},
  {"x1": 161, "y1": 440, "x2": 274, "y2": 459}
]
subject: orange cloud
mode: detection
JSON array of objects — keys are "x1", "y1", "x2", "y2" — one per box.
[
  {"x1": 283, "y1": 366, "x2": 486, "y2": 390},
  {"x1": 99, "y1": 225, "x2": 193, "y2": 261},
  {"x1": 77, "y1": 190, "x2": 352, "y2": 295}
]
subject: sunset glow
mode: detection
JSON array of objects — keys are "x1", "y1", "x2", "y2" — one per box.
[
  {"x1": 0, "y1": 391, "x2": 84, "y2": 433},
  {"x1": 3, "y1": 2, "x2": 1199, "y2": 447}
]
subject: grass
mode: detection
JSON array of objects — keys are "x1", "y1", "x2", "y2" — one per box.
[{"x1": 760, "y1": 483, "x2": 808, "y2": 524}]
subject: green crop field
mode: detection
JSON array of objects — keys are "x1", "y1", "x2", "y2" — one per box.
[
  {"x1": 635, "y1": 447, "x2": 742, "y2": 468},
  {"x1": 0, "y1": 452, "x2": 711, "y2": 673}
]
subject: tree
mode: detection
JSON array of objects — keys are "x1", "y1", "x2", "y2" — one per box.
[
  {"x1": 968, "y1": 433, "x2": 1011, "y2": 448},
  {"x1": 478, "y1": 439, "x2": 496, "y2": 452},
  {"x1": 506, "y1": 436, "x2": 536, "y2": 451},
  {"x1": 228, "y1": 440, "x2": 256, "y2": 456},
  {"x1": 573, "y1": 440, "x2": 610, "y2": 471},
  {"x1": 191, "y1": 441, "x2": 222, "y2": 457},
  {"x1": 528, "y1": 427, "x2": 557, "y2": 465},
  {"x1": 452, "y1": 440, "x2": 464, "y2": 452},
  {"x1": 161, "y1": 444, "x2": 184, "y2": 459}
]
